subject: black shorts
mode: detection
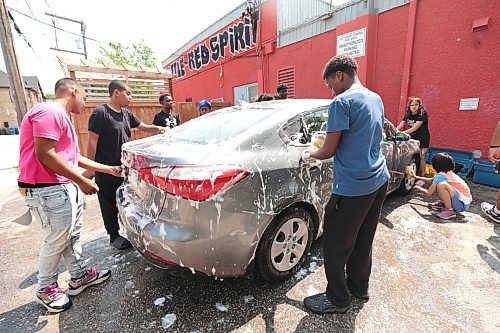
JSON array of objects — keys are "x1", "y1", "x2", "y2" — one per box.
[{"x1": 412, "y1": 135, "x2": 430, "y2": 149}]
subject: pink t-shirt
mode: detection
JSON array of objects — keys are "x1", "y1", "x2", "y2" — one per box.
[
  {"x1": 18, "y1": 102, "x2": 79, "y2": 184},
  {"x1": 433, "y1": 171, "x2": 473, "y2": 204}
]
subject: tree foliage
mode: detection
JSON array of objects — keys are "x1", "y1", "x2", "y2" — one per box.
[{"x1": 97, "y1": 39, "x2": 157, "y2": 68}]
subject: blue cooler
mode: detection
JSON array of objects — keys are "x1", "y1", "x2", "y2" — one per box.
[
  {"x1": 473, "y1": 160, "x2": 500, "y2": 188},
  {"x1": 425, "y1": 147, "x2": 474, "y2": 177},
  {"x1": 7, "y1": 128, "x2": 16, "y2": 135}
]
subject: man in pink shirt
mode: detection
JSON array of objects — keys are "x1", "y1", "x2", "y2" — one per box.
[{"x1": 18, "y1": 78, "x2": 121, "y2": 313}]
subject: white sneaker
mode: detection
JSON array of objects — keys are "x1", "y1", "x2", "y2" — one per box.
[
  {"x1": 67, "y1": 266, "x2": 111, "y2": 296},
  {"x1": 36, "y1": 283, "x2": 72, "y2": 313},
  {"x1": 481, "y1": 202, "x2": 500, "y2": 223}
]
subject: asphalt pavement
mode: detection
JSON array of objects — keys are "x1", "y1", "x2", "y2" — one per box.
[{"x1": 0, "y1": 168, "x2": 499, "y2": 333}]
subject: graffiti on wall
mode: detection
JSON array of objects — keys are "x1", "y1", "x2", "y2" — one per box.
[{"x1": 170, "y1": 16, "x2": 256, "y2": 79}]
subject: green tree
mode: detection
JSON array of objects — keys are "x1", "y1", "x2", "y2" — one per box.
[
  {"x1": 96, "y1": 39, "x2": 157, "y2": 68},
  {"x1": 45, "y1": 93, "x2": 55, "y2": 100}
]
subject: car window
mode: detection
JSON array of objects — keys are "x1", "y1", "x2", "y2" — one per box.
[
  {"x1": 171, "y1": 109, "x2": 276, "y2": 144},
  {"x1": 281, "y1": 108, "x2": 329, "y2": 145},
  {"x1": 281, "y1": 118, "x2": 306, "y2": 144},
  {"x1": 303, "y1": 108, "x2": 329, "y2": 134}
]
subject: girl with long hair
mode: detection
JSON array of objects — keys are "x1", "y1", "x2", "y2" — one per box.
[{"x1": 397, "y1": 97, "x2": 431, "y2": 176}]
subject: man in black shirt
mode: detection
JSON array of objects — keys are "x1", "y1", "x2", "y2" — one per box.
[
  {"x1": 153, "y1": 94, "x2": 180, "y2": 128},
  {"x1": 84, "y1": 80, "x2": 164, "y2": 249}
]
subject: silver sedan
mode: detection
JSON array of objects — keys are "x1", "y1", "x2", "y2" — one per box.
[{"x1": 117, "y1": 99, "x2": 420, "y2": 281}]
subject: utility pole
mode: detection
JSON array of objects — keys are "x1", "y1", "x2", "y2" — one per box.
[
  {"x1": 46, "y1": 13, "x2": 87, "y2": 59},
  {"x1": 0, "y1": 0, "x2": 29, "y2": 126}
]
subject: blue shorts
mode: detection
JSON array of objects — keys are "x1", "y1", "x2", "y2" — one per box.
[{"x1": 451, "y1": 190, "x2": 470, "y2": 212}]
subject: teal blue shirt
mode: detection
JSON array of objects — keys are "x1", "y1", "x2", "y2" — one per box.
[{"x1": 327, "y1": 84, "x2": 390, "y2": 196}]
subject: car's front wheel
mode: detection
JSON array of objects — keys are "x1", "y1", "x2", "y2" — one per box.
[
  {"x1": 256, "y1": 206, "x2": 314, "y2": 282},
  {"x1": 396, "y1": 155, "x2": 420, "y2": 195}
]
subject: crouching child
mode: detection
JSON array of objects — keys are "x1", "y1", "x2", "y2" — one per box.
[{"x1": 412, "y1": 153, "x2": 472, "y2": 219}]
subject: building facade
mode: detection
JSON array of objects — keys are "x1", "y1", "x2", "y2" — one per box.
[
  {"x1": 0, "y1": 71, "x2": 45, "y2": 130},
  {"x1": 163, "y1": 0, "x2": 500, "y2": 153}
]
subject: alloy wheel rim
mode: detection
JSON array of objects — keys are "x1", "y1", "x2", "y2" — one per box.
[
  {"x1": 405, "y1": 161, "x2": 417, "y2": 190},
  {"x1": 270, "y1": 217, "x2": 309, "y2": 272}
]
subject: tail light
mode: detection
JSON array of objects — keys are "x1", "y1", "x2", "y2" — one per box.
[{"x1": 139, "y1": 165, "x2": 250, "y2": 201}]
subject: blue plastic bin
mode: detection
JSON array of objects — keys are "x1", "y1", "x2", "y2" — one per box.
[
  {"x1": 7, "y1": 128, "x2": 16, "y2": 135},
  {"x1": 425, "y1": 147, "x2": 474, "y2": 177},
  {"x1": 473, "y1": 160, "x2": 500, "y2": 188}
]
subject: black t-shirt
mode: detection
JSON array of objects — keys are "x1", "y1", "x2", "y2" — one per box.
[
  {"x1": 403, "y1": 111, "x2": 430, "y2": 143},
  {"x1": 153, "y1": 110, "x2": 180, "y2": 128},
  {"x1": 88, "y1": 104, "x2": 141, "y2": 165}
]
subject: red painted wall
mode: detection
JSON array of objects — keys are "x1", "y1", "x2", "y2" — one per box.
[
  {"x1": 265, "y1": 30, "x2": 337, "y2": 98},
  {"x1": 172, "y1": 54, "x2": 258, "y2": 103},
  {"x1": 167, "y1": 0, "x2": 500, "y2": 154},
  {"x1": 373, "y1": 5, "x2": 409, "y2": 122},
  {"x1": 408, "y1": 0, "x2": 500, "y2": 153}
]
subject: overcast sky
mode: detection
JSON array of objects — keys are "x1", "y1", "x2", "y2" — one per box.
[{"x1": 1, "y1": 0, "x2": 348, "y2": 94}]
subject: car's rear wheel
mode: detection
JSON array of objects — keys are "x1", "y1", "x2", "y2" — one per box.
[
  {"x1": 396, "y1": 155, "x2": 420, "y2": 195},
  {"x1": 256, "y1": 206, "x2": 313, "y2": 282}
]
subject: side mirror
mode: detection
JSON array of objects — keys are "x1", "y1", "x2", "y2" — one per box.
[{"x1": 393, "y1": 132, "x2": 410, "y2": 142}]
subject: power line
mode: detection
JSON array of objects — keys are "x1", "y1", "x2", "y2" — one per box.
[
  {"x1": 43, "y1": 0, "x2": 55, "y2": 16},
  {"x1": 7, "y1": 9, "x2": 40, "y2": 60},
  {"x1": 23, "y1": 0, "x2": 34, "y2": 16},
  {"x1": 7, "y1": 7, "x2": 105, "y2": 44}
]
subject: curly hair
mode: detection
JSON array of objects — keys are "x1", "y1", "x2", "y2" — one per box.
[
  {"x1": 276, "y1": 83, "x2": 288, "y2": 93},
  {"x1": 322, "y1": 55, "x2": 358, "y2": 80},
  {"x1": 159, "y1": 93, "x2": 173, "y2": 103},
  {"x1": 406, "y1": 97, "x2": 427, "y2": 117}
]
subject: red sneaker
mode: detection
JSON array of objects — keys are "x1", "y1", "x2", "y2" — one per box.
[
  {"x1": 437, "y1": 209, "x2": 456, "y2": 220},
  {"x1": 36, "y1": 283, "x2": 72, "y2": 313},
  {"x1": 67, "y1": 266, "x2": 111, "y2": 296}
]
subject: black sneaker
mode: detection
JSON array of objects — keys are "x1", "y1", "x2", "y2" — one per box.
[
  {"x1": 304, "y1": 293, "x2": 350, "y2": 314},
  {"x1": 110, "y1": 235, "x2": 132, "y2": 250}
]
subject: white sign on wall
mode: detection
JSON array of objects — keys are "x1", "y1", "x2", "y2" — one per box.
[
  {"x1": 337, "y1": 28, "x2": 367, "y2": 58},
  {"x1": 459, "y1": 98, "x2": 479, "y2": 111}
]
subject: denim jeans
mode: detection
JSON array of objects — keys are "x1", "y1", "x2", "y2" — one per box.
[{"x1": 24, "y1": 183, "x2": 86, "y2": 288}]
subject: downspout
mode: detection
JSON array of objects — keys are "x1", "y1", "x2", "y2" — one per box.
[
  {"x1": 256, "y1": 7, "x2": 265, "y2": 93},
  {"x1": 398, "y1": 0, "x2": 419, "y2": 121}
]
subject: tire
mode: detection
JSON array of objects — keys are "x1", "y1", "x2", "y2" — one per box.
[
  {"x1": 256, "y1": 206, "x2": 314, "y2": 282},
  {"x1": 396, "y1": 155, "x2": 420, "y2": 195}
]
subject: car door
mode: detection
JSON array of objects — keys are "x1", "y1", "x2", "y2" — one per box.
[{"x1": 279, "y1": 108, "x2": 332, "y2": 233}]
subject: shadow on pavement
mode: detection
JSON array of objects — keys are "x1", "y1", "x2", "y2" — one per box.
[
  {"x1": 477, "y1": 224, "x2": 500, "y2": 274},
  {"x1": 0, "y1": 302, "x2": 49, "y2": 333},
  {"x1": 294, "y1": 299, "x2": 365, "y2": 333},
  {"x1": 408, "y1": 204, "x2": 469, "y2": 224}
]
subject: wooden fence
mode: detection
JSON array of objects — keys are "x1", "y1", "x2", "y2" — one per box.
[{"x1": 73, "y1": 101, "x2": 231, "y2": 156}]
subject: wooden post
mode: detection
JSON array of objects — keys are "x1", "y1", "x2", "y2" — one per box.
[{"x1": 0, "y1": 0, "x2": 29, "y2": 127}]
